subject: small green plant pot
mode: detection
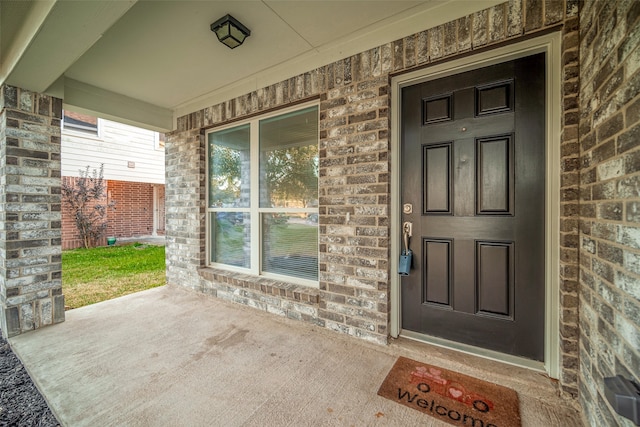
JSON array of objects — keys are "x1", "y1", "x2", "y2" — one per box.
[{"x1": 107, "y1": 237, "x2": 117, "y2": 246}]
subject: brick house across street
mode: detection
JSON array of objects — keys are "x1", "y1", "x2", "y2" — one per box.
[
  {"x1": 61, "y1": 111, "x2": 165, "y2": 249},
  {"x1": 1, "y1": 1, "x2": 639, "y2": 425}
]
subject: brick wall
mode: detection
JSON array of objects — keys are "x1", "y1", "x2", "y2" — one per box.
[
  {"x1": 106, "y1": 180, "x2": 155, "y2": 238},
  {"x1": 168, "y1": 0, "x2": 580, "y2": 394},
  {"x1": 62, "y1": 177, "x2": 164, "y2": 250},
  {"x1": 0, "y1": 85, "x2": 65, "y2": 338},
  {"x1": 165, "y1": 129, "x2": 205, "y2": 292},
  {"x1": 559, "y1": 6, "x2": 581, "y2": 399},
  {"x1": 578, "y1": 1, "x2": 640, "y2": 425}
]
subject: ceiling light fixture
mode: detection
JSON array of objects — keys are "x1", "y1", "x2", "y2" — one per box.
[{"x1": 210, "y1": 14, "x2": 251, "y2": 49}]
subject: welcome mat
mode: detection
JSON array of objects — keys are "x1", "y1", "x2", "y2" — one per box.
[{"x1": 378, "y1": 357, "x2": 521, "y2": 427}]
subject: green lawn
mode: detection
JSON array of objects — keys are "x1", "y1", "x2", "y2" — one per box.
[{"x1": 62, "y1": 243, "x2": 166, "y2": 309}]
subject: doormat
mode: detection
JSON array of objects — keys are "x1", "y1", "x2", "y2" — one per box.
[{"x1": 378, "y1": 357, "x2": 521, "y2": 427}]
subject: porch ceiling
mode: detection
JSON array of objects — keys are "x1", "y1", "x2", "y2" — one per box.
[{"x1": 1, "y1": 0, "x2": 502, "y2": 131}]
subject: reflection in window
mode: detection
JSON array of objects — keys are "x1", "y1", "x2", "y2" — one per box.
[
  {"x1": 208, "y1": 124, "x2": 250, "y2": 208},
  {"x1": 259, "y1": 106, "x2": 318, "y2": 281},
  {"x1": 157, "y1": 133, "x2": 166, "y2": 149},
  {"x1": 262, "y1": 213, "x2": 318, "y2": 280},
  {"x1": 63, "y1": 111, "x2": 99, "y2": 135},
  {"x1": 206, "y1": 105, "x2": 319, "y2": 283},
  {"x1": 210, "y1": 212, "x2": 250, "y2": 268},
  {"x1": 260, "y1": 107, "x2": 319, "y2": 209}
]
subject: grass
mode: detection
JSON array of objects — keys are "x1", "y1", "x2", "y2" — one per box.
[{"x1": 62, "y1": 243, "x2": 166, "y2": 309}]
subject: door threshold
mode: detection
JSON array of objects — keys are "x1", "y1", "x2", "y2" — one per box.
[{"x1": 401, "y1": 329, "x2": 546, "y2": 374}]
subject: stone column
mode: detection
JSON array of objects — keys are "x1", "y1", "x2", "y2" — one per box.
[
  {"x1": 165, "y1": 129, "x2": 206, "y2": 292},
  {"x1": 0, "y1": 85, "x2": 64, "y2": 338}
]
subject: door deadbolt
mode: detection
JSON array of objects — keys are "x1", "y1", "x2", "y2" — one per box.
[{"x1": 403, "y1": 203, "x2": 413, "y2": 214}]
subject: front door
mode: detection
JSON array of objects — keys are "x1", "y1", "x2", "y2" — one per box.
[{"x1": 401, "y1": 53, "x2": 545, "y2": 361}]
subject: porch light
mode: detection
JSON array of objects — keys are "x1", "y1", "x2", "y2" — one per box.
[{"x1": 210, "y1": 14, "x2": 251, "y2": 49}]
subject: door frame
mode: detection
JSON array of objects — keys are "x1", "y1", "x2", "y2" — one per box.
[
  {"x1": 390, "y1": 32, "x2": 562, "y2": 378},
  {"x1": 153, "y1": 184, "x2": 163, "y2": 236}
]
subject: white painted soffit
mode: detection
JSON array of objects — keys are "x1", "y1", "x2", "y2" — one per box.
[
  {"x1": 0, "y1": 1, "x2": 55, "y2": 86},
  {"x1": 2, "y1": 0, "x2": 137, "y2": 94},
  {"x1": 63, "y1": 1, "x2": 432, "y2": 116},
  {"x1": 1, "y1": 0, "x2": 502, "y2": 132},
  {"x1": 173, "y1": 0, "x2": 503, "y2": 121},
  {"x1": 63, "y1": 78, "x2": 172, "y2": 133}
]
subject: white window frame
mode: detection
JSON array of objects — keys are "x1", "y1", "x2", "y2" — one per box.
[
  {"x1": 62, "y1": 111, "x2": 103, "y2": 139},
  {"x1": 154, "y1": 132, "x2": 166, "y2": 150},
  {"x1": 205, "y1": 101, "x2": 320, "y2": 288}
]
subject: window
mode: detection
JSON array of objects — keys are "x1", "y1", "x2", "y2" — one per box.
[
  {"x1": 207, "y1": 104, "x2": 319, "y2": 284},
  {"x1": 155, "y1": 132, "x2": 166, "y2": 149},
  {"x1": 62, "y1": 110, "x2": 100, "y2": 136}
]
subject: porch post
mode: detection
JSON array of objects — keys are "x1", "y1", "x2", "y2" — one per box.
[{"x1": 0, "y1": 85, "x2": 65, "y2": 338}]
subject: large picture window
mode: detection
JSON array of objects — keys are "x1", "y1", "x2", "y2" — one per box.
[{"x1": 207, "y1": 104, "x2": 319, "y2": 284}]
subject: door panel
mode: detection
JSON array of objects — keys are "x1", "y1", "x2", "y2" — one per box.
[
  {"x1": 476, "y1": 241, "x2": 514, "y2": 318},
  {"x1": 401, "y1": 53, "x2": 546, "y2": 361},
  {"x1": 423, "y1": 143, "x2": 452, "y2": 214},
  {"x1": 423, "y1": 238, "x2": 453, "y2": 307},
  {"x1": 476, "y1": 135, "x2": 513, "y2": 214},
  {"x1": 476, "y1": 80, "x2": 513, "y2": 115}
]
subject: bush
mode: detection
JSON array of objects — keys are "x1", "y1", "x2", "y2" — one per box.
[{"x1": 61, "y1": 165, "x2": 115, "y2": 249}]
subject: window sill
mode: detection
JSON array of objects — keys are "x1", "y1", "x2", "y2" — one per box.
[
  {"x1": 198, "y1": 267, "x2": 320, "y2": 304},
  {"x1": 62, "y1": 128, "x2": 103, "y2": 141}
]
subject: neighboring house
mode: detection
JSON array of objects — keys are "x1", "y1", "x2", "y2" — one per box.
[
  {"x1": 61, "y1": 111, "x2": 165, "y2": 249},
  {"x1": 1, "y1": 1, "x2": 639, "y2": 426}
]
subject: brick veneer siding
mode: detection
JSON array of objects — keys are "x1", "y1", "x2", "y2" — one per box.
[
  {"x1": 167, "y1": 0, "x2": 581, "y2": 394},
  {"x1": 0, "y1": 85, "x2": 65, "y2": 338},
  {"x1": 165, "y1": 129, "x2": 205, "y2": 292},
  {"x1": 578, "y1": 1, "x2": 640, "y2": 426},
  {"x1": 560, "y1": 8, "x2": 582, "y2": 399},
  {"x1": 62, "y1": 178, "x2": 164, "y2": 250},
  {"x1": 106, "y1": 180, "x2": 158, "y2": 239}
]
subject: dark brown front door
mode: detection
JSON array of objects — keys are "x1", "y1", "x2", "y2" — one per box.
[{"x1": 401, "y1": 53, "x2": 545, "y2": 361}]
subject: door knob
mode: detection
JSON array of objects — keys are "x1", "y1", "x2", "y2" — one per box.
[{"x1": 403, "y1": 221, "x2": 413, "y2": 237}]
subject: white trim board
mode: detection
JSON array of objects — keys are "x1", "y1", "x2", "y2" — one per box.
[{"x1": 390, "y1": 32, "x2": 562, "y2": 379}]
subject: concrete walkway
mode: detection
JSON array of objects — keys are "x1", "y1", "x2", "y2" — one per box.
[
  {"x1": 9, "y1": 286, "x2": 583, "y2": 426},
  {"x1": 114, "y1": 235, "x2": 166, "y2": 246}
]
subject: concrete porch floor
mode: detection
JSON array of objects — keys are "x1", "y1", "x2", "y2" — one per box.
[{"x1": 9, "y1": 286, "x2": 583, "y2": 426}]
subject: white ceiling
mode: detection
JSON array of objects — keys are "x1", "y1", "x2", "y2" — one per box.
[{"x1": 1, "y1": 0, "x2": 501, "y2": 131}]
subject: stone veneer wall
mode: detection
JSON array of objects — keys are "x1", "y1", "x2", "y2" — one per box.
[
  {"x1": 167, "y1": 0, "x2": 580, "y2": 396},
  {"x1": 0, "y1": 85, "x2": 65, "y2": 338},
  {"x1": 578, "y1": 1, "x2": 640, "y2": 426}
]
